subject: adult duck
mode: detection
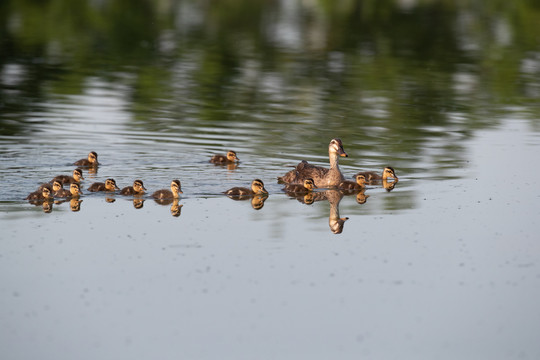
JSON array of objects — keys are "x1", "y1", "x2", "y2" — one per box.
[{"x1": 278, "y1": 138, "x2": 348, "y2": 188}]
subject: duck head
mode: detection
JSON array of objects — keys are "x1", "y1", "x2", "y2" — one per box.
[
  {"x1": 329, "y1": 138, "x2": 348, "y2": 157},
  {"x1": 105, "y1": 178, "x2": 120, "y2": 191},
  {"x1": 251, "y1": 179, "x2": 268, "y2": 195}
]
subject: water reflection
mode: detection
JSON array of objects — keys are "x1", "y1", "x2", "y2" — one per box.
[
  {"x1": 153, "y1": 198, "x2": 183, "y2": 217},
  {"x1": 225, "y1": 193, "x2": 268, "y2": 210}
]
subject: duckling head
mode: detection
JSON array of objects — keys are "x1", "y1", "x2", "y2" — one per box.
[
  {"x1": 303, "y1": 178, "x2": 317, "y2": 191},
  {"x1": 88, "y1": 151, "x2": 98, "y2": 164},
  {"x1": 52, "y1": 181, "x2": 63, "y2": 192},
  {"x1": 171, "y1": 179, "x2": 183, "y2": 195},
  {"x1": 73, "y1": 168, "x2": 84, "y2": 181},
  {"x1": 42, "y1": 187, "x2": 52, "y2": 199},
  {"x1": 383, "y1": 166, "x2": 398, "y2": 180},
  {"x1": 251, "y1": 179, "x2": 268, "y2": 195},
  {"x1": 329, "y1": 138, "x2": 348, "y2": 157},
  {"x1": 133, "y1": 180, "x2": 146, "y2": 193},
  {"x1": 105, "y1": 178, "x2": 120, "y2": 191},
  {"x1": 227, "y1": 150, "x2": 239, "y2": 162},
  {"x1": 355, "y1": 174, "x2": 367, "y2": 186},
  {"x1": 70, "y1": 183, "x2": 83, "y2": 196}
]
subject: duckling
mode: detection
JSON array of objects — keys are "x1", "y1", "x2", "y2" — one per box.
[
  {"x1": 38, "y1": 180, "x2": 63, "y2": 193},
  {"x1": 284, "y1": 178, "x2": 317, "y2": 194},
  {"x1": 338, "y1": 174, "x2": 368, "y2": 191},
  {"x1": 278, "y1": 138, "x2": 348, "y2": 188},
  {"x1": 152, "y1": 179, "x2": 183, "y2": 199},
  {"x1": 26, "y1": 187, "x2": 53, "y2": 201},
  {"x1": 354, "y1": 166, "x2": 398, "y2": 183},
  {"x1": 51, "y1": 168, "x2": 84, "y2": 185},
  {"x1": 88, "y1": 178, "x2": 120, "y2": 192},
  {"x1": 55, "y1": 182, "x2": 83, "y2": 198},
  {"x1": 120, "y1": 179, "x2": 147, "y2": 195},
  {"x1": 224, "y1": 179, "x2": 268, "y2": 196},
  {"x1": 210, "y1": 150, "x2": 239, "y2": 164},
  {"x1": 73, "y1": 151, "x2": 99, "y2": 167}
]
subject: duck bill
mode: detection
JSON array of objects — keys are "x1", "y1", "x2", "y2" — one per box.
[{"x1": 338, "y1": 148, "x2": 348, "y2": 157}]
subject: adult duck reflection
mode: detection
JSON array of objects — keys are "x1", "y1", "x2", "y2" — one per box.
[
  {"x1": 325, "y1": 189, "x2": 348, "y2": 234},
  {"x1": 289, "y1": 189, "x2": 348, "y2": 234}
]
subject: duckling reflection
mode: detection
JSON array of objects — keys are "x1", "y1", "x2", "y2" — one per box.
[
  {"x1": 51, "y1": 168, "x2": 84, "y2": 185},
  {"x1": 170, "y1": 199, "x2": 183, "y2": 217},
  {"x1": 382, "y1": 179, "x2": 398, "y2": 192},
  {"x1": 250, "y1": 194, "x2": 268, "y2": 210},
  {"x1": 42, "y1": 201, "x2": 53, "y2": 213},
  {"x1": 132, "y1": 198, "x2": 145, "y2": 209},
  {"x1": 356, "y1": 189, "x2": 369, "y2": 204},
  {"x1": 70, "y1": 199, "x2": 83, "y2": 212}
]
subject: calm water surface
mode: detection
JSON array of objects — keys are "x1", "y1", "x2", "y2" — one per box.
[{"x1": 1, "y1": 1, "x2": 540, "y2": 359}]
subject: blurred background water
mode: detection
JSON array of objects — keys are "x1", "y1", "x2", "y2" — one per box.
[{"x1": 1, "y1": 1, "x2": 540, "y2": 359}]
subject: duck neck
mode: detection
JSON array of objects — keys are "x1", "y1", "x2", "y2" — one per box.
[{"x1": 329, "y1": 152, "x2": 340, "y2": 171}]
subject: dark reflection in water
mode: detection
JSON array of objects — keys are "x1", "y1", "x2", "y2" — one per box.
[{"x1": 225, "y1": 193, "x2": 269, "y2": 210}]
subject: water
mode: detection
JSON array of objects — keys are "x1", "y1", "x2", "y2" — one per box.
[{"x1": 1, "y1": 1, "x2": 540, "y2": 359}]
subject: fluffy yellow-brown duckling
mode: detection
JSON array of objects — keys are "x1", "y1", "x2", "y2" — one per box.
[
  {"x1": 338, "y1": 174, "x2": 368, "y2": 191},
  {"x1": 88, "y1": 178, "x2": 120, "y2": 192},
  {"x1": 278, "y1": 138, "x2": 348, "y2": 188},
  {"x1": 152, "y1": 179, "x2": 183, "y2": 199},
  {"x1": 354, "y1": 166, "x2": 398, "y2": 182},
  {"x1": 51, "y1": 168, "x2": 84, "y2": 185},
  {"x1": 284, "y1": 178, "x2": 317, "y2": 193},
  {"x1": 38, "y1": 180, "x2": 63, "y2": 193},
  {"x1": 210, "y1": 150, "x2": 239, "y2": 164},
  {"x1": 55, "y1": 182, "x2": 83, "y2": 198},
  {"x1": 26, "y1": 187, "x2": 53, "y2": 201},
  {"x1": 224, "y1": 179, "x2": 268, "y2": 196},
  {"x1": 120, "y1": 179, "x2": 147, "y2": 195},
  {"x1": 73, "y1": 151, "x2": 99, "y2": 167}
]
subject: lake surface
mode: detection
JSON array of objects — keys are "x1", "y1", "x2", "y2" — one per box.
[{"x1": 1, "y1": 1, "x2": 540, "y2": 359}]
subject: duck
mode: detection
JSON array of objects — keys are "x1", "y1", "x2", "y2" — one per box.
[
  {"x1": 120, "y1": 179, "x2": 147, "y2": 195},
  {"x1": 224, "y1": 179, "x2": 268, "y2": 196},
  {"x1": 51, "y1": 168, "x2": 84, "y2": 185},
  {"x1": 55, "y1": 183, "x2": 83, "y2": 198},
  {"x1": 26, "y1": 187, "x2": 53, "y2": 201},
  {"x1": 210, "y1": 150, "x2": 239, "y2": 164},
  {"x1": 73, "y1": 151, "x2": 99, "y2": 167},
  {"x1": 354, "y1": 166, "x2": 398, "y2": 183},
  {"x1": 284, "y1": 178, "x2": 317, "y2": 194},
  {"x1": 277, "y1": 138, "x2": 348, "y2": 188},
  {"x1": 338, "y1": 174, "x2": 368, "y2": 191},
  {"x1": 88, "y1": 178, "x2": 120, "y2": 192},
  {"x1": 152, "y1": 179, "x2": 182, "y2": 199}
]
